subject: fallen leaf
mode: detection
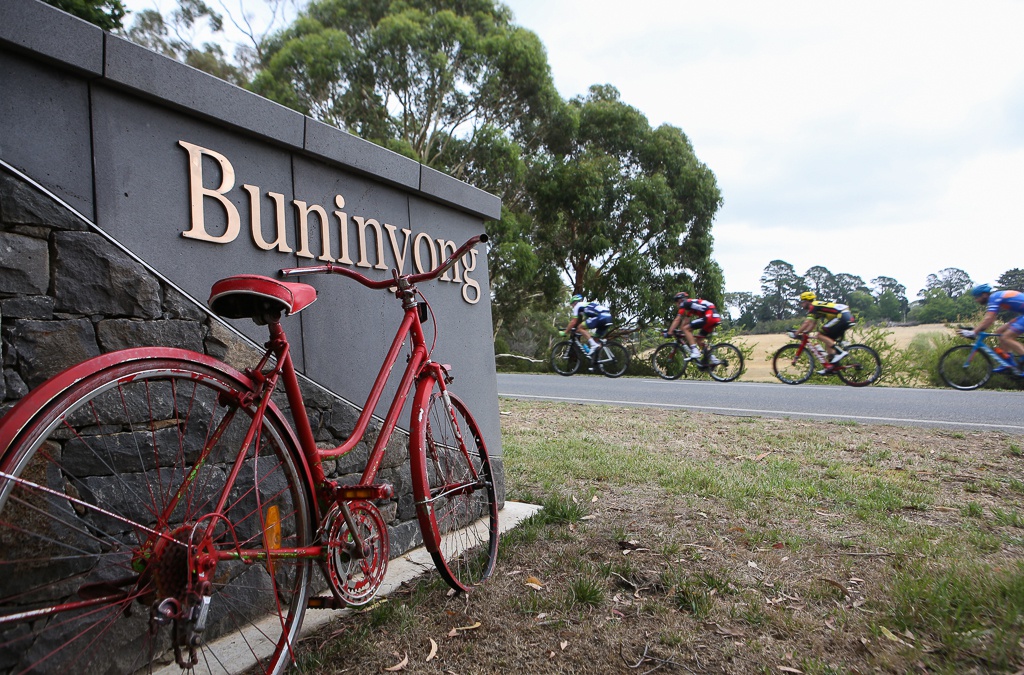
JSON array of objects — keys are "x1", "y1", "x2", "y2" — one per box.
[
  {"x1": 560, "y1": 640, "x2": 568, "y2": 650},
  {"x1": 880, "y1": 626, "x2": 910, "y2": 645},
  {"x1": 591, "y1": 495, "x2": 598, "y2": 502},
  {"x1": 817, "y1": 578, "x2": 849, "y2": 597},
  {"x1": 548, "y1": 651, "x2": 556, "y2": 659},
  {"x1": 728, "y1": 526, "x2": 746, "y2": 533},
  {"x1": 536, "y1": 613, "x2": 547, "y2": 620},
  {"x1": 777, "y1": 667, "x2": 803, "y2": 674},
  {"x1": 773, "y1": 542, "x2": 785, "y2": 549},
  {"x1": 525, "y1": 582, "x2": 543, "y2": 591},
  {"x1": 525, "y1": 576, "x2": 544, "y2": 590},
  {"x1": 384, "y1": 653, "x2": 408, "y2": 671},
  {"x1": 748, "y1": 561, "x2": 759, "y2": 569},
  {"x1": 426, "y1": 639, "x2": 438, "y2": 662},
  {"x1": 580, "y1": 515, "x2": 596, "y2": 521},
  {"x1": 755, "y1": 452, "x2": 771, "y2": 461},
  {"x1": 454, "y1": 622, "x2": 481, "y2": 632}
]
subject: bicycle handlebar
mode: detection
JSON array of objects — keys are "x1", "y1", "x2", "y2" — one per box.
[{"x1": 279, "y1": 233, "x2": 487, "y2": 290}]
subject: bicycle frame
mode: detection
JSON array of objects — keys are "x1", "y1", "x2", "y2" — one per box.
[
  {"x1": 205, "y1": 236, "x2": 486, "y2": 564},
  {"x1": 965, "y1": 332, "x2": 1018, "y2": 371}
]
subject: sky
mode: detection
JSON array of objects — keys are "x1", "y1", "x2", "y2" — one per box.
[{"x1": 122, "y1": 0, "x2": 1024, "y2": 297}]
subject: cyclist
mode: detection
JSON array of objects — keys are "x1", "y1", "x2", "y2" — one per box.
[
  {"x1": 665, "y1": 292, "x2": 722, "y2": 363},
  {"x1": 961, "y1": 283, "x2": 1024, "y2": 374},
  {"x1": 566, "y1": 294, "x2": 613, "y2": 354},
  {"x1": 795, "y1": 291, "x2": 854, "y2": 373}
]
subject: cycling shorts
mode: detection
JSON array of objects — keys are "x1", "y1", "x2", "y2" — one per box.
[
  {"x1": 690, "y1": 315, "x2": 721, "y2": 337},
  {"x1": 585, "y1": 316, "x2": 613, "y2": 337},
  {"x1": 1007, "y1": 315, "x2": 1024, "y2": 334},
  {"x1": 820, "y1": 313, "x2": 853, "y2": 340}
]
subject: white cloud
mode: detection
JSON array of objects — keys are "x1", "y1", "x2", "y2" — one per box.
[{"x1": 504, "y1": 0, "x2": 1024, "y2": 295}]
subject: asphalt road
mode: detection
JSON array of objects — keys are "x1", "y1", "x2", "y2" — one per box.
[{"x1": 496, "y1": 373, "x2": 1024, "y2": 434}]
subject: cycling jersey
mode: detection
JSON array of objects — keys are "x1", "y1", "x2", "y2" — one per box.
[
  {"x1": 677, "y1": 298, "x2": 721, "y2": 336},
  {"x1": 807, "y1": 301, "x2": 854, "y2": 340},
  {"x1": 986, "y1": 290, "x2": 1024, "y2": 315},
  {"x1": 572, "y1": 301, "x2": 614, "y2": 337},
  {"x1": 677, "y1": 298, "x2": 719, "y2": 319},
  {"x1": 806, "y1": 301, "x2": 853, "y2": 321}
]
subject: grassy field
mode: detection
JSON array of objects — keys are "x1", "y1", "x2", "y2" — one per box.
[
  {"x1": 736, "y1": 324, "x2": 949, "y2": 382},
  {"x1": 294, "y1": 398, "x2": 1024, "y2": 674}
]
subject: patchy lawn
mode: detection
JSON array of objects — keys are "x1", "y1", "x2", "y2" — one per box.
[{"x1": 293, "y1": 400, "x2": 1024, "y2": 674}]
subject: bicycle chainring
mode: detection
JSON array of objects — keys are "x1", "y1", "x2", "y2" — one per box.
[{"x1": 322, "y1": 500, "x2": 390, "y2": 606}]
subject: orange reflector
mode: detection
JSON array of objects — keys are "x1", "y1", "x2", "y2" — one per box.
[{"x1": 264, "y1": 505, "x2": 281, "y2": 574}]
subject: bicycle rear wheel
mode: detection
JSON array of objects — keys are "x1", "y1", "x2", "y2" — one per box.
[
  {"x1": 0, "y1": 353, "x2": 314, "y2": 675},
  {"x1": 597, "y1": 341, "x2": 630, "y2": 378},
  {"x1": 707, "y1": 343, "x2": 744, "y2": 382},
  {"x1": 550, "y1": 341, "x2": 582, "y2": 376},
  {"x1": 938, "y1": 344, "x2": 992, "y2": 390},
  {"x1": 411, "y1": 381, "x2": 498, "y2": 593},
  {"x1": 773, "y1": 344, "x2": 814, "y2": 384},
  {"x1": 836, "y1": 344, "x2": 882, "y2": 387},
  {"x1": 651, "y1": 343, "x2": 689, "y2": 380}
]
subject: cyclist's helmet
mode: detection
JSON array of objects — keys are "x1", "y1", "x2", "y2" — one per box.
[
  {"x1": 569, "y1": 294, "x2": 584, "y2": 304},
  {"x1": 673, "y1": 291, "x2": 689, "y2": 302},
  {"x1": 799, "y1": 291, "x2": 816, "y2": 302},
  {"x1": 971, "y1": 283, "x2": 993, "y2": 298}
]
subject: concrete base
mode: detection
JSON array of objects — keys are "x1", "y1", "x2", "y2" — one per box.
[{"x1": 155, "y1": 501, "x2": 542, "y2": 674}]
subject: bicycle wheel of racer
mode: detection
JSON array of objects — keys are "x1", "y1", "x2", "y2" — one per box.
[
  {"x1": 836, "y1": 344, "x2": 882, "y2": 387},
  {"x1": 597, "y1": 341, "x2": 630, "y2": 378},
  {"x1": 550, "y1": 341, "x2": 582, "y2": 376},
  {"x1": 773, "y1": 344, "x2": 814, "y2": 384},
  {"x1": 938, "y1": 344, "x2": 993, "y2": 390},
  {"x1": 0, "y1": 354, "x2": 314, "y2": 675},
  {"x1": 651, "y1": 343, "x2": 689, "y2": 380},
  {"x1": 411, "y1": 382, "x2": 498, "y2": 593},
  {"x1": 707, "y1": 343, "x2": 744, "y2": 382}
]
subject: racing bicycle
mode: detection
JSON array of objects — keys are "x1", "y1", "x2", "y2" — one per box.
[
  {"x1": 772, "y1": 331, "x2": 882, "y2": 387},
  {"x1": 0, "y1": 235, "x2": 497, "y2": 674},
  {"x1": 549, "y1": 330, "x2": 630, "y2": 378},
  {"x1": 938, "y1": 329, "x2": 1024, "y2": 390},
  {"x1": 650, "y1": 332, "x2": 744, "y2": 382}
]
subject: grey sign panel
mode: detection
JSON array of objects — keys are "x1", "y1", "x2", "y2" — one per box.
[
  {"x1": 0, "y1": 50, "x2": 94, "y2": 219},
  {"x1": 0, "y1": 0, "x2": 103, "y2": 75},
  {"x1": 90, "y1": 86, "x2": 305, "y2": 366}
]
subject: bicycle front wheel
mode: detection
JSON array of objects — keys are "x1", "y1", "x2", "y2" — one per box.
[
  {"x1": 550, "y1": 340, "x2": 582, "y2": 376},
  {"x1": 597, "y1": 341, "x2": 630, "y2": 378},
  {"x1": 411, "y1": 382, "x2": 498, "y2": 593},
  {"x1": 651, "y1": 343, "x2": 689, "y2": 380},
  {"x1": 0, "y1": 353, "x2": 314, "y2": 675},
  {"x1": 939, "y1": 344, "x2": 993, "y2": 390},
  {"x1": 773, "y1": 344, "x2": 814, "y2": 384},
  {"x1": 708, "y1": 343, "x2": 744, "y2": 382},
  {"x1": 836, "y1": 344, "x2": 882, "y2": 387}
]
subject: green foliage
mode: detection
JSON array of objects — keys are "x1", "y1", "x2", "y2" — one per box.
[
  {"x1": 46, "y1": 0, "x2": 126, "y2": 30},
  {"x1": 997, "y1": 268, "x2": 1024, "y2": 292},
  {"x1": 124, "y1": 1, "x2": 247, "y2": 85},
  {"x1": 528, "y1": 85, "x2": 723, "y2": 325},
  {"x1": 843, "y1": 324, "x2": 917, "y2": 387}
]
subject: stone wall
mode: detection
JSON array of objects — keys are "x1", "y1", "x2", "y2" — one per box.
[{"x1": 0, "y1": 167, "x2": 427, "y2": 555}]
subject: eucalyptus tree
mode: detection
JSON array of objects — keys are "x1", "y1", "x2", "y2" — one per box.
[
  {"x1": 251, "y1": 0, "x2": 559, "y2": 174},
  {"x1": 759, "y1": 260, "x2": 804, "y2": 319},
  {"x1": 528, "y1": 85, "x2": 723, "y2": 324},
  {"x1": 45, "y1": 0, "x2": 126, "y2": 30},
  {"x1": 997, "y1": 268, "x2": 1024, "y2": 292},
  {"x1": 921, "y1": 267, "x2": 972, "y2": 298}
]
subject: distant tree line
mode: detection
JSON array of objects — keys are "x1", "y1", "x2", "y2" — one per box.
[{"x1": 727, "y1": 264, "x2": 1024, "y2": 330}]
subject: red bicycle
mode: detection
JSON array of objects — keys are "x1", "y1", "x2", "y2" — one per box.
[
  {"x1": 0, "y1": 235, "x2": 497, "y2": 674},
  {"x1": 771, "y1": 331, "x2": 882, "y2": 387}
]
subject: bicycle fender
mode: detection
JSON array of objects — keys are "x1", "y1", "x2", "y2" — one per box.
[{"x1": 0, "y1": 349, "x2": 314, "y2": 505}]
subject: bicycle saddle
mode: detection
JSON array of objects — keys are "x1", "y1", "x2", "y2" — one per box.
[{"x1": 209, "y1": 275, "x2": 317, "y2": 319}]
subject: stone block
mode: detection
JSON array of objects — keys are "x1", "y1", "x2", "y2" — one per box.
[
  {"x1": 0, "y1": 0, "x2": 103, "y2": 75},
  {"x1": 97, "y1": 319, "x2": 204, "y2": 353},
  {"x1": 11, "y1": 318, "x2": 99, "y2": 388},
  {"x1": 0, "y1": 296, "x2": 55, "y2": 320},
  {"x1": 304, "y1": 119, "x2": 419, "y2": 190},
  {"x1": 0, "y1": 232, "x2": 48, "y2": 295},
  {"x1": 420, "y1": 165, "x2": 502, "y2": 220},
  {"x1": 52, "y1": 231, "x2": 161, "y2": 318},
  {"x1": 0, "y1": 173, "x2": 84, "y2": 231}
]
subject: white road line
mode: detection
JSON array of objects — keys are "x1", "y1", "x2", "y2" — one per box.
[{"x1": 498, "y1": 393, "x2": 1024, "y2": 431}]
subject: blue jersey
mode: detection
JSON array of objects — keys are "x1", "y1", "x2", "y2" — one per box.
[{"x1": 986, "y1": 290, "x2": 1024, "y2": 314}]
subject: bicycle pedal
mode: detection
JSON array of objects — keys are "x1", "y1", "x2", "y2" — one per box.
[
  {"x1": 332, "y1": 483, "x2": 394, "y2": 501},
  {"x1": 308, "y1": 595, "x2": 345, "y2": 610}
]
